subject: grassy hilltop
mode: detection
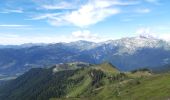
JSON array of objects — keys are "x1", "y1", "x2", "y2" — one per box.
[{"x1": 0, "y1": 62, "x2": 170, "y2": 100}]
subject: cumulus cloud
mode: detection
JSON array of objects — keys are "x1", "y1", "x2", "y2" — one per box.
[
  {"x1": 63, "y1": 1, "x2": 120, "y2": 27},
  {"x1": 70, "y1": 30, "x2": 115, "y2": 42},
  {"x1": 135, "y1": 27, "x2": 170, "y2": 41},
  {"x1": 0, "y1": 29, "x2": 113, "y2": 45},
  {"x1": 31, "y1": 13, "x2": 61, "y2": 20},
  {"x1": 31, "y1": 0, "x2": 129, "y2": 27},
  {"x1": 0, "y1": 33, "x2": 68, "y2": 45},
  {"x1": 0, "y1": 30, "x2": 108, "y2": 45},
  {"x1": 71, "y1": 30, "x2": 100, "y2": 40},
  {"x1": 135, "y1": 27, "x2": 159, "y2": 38},
  {"x1": 31, "y1": 0, "x2": 152, "y2": 27}
]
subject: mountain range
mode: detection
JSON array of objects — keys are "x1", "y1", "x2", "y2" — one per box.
[{"x1": 0, "y1": 36, "x2": 170, "y2": 79}]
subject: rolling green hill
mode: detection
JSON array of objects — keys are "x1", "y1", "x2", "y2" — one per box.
[{"x1": 0, "y1": 62, "x2": 170, "y2": 100}]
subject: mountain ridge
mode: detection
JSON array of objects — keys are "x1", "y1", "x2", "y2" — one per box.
[{"x1": 0, "y1": 36, "x2": 170, "y2": 78}]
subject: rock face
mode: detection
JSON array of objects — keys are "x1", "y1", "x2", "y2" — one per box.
[{"x1": 0, "y1": 36, "x2": 170, "y2": 76}]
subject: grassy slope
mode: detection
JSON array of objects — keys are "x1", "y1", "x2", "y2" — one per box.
[
  {"x1": 66, "y1": 70, "x2": 92, "y2": 97},
  {"x1": 94, "y1": 62, "x2": 119, "y2": 74},
  {"x1": 51, "y1": 72, "x2": 170, "y2": 100},
  {"x1": 65, "y1": 63, "x2": 119, "y2": 98},
  {"x1": 50, "y1": 63, "x2": 120, "y2": 100},
  {"x1": 119, "y1": 73, "x2": 170, "y2": 100},
  {"x1": 91, "y1": 73, "x2": 170, "y2": 100},
  {"x1": 2, "y1": 62, "x2": 170, "y2": 100}
]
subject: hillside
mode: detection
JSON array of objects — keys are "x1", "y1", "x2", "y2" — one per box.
[
  {"x1": 51, "y1": 73, "x2": 170, "y2": 100},
  {"x1": 0, "y1": 62, "x2": 119, "y2": 100},
  {"x1": 0, "y1": 62, "x2": 170, "y2": 100}
]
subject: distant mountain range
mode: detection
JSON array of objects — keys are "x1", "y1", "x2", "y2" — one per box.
[{"x1": 0, "y1": 36, "x2": 170, "y2": 77}]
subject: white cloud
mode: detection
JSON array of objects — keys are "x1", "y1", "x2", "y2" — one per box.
[
  {"x1": 135, "y1": 27, "x2": 159, "y2": 38},
  {"x1": 0, "y1": 30, "x2": 111, "y2": 45},
  {"x1": 30, "y1": 13, "x2": 60, "y2": 20},
  {"x1": 70, "y1": 30, "x2": 116, "y2": 42},
  {"x1": 0, "y1": 33, "x2": 68, "y2": 45},
  {"x1": 30, "y1": 0, "x2": 145, "y2": 27},
  {"x1": 135, "y1": 27, "x2": 170, "y2": 41},
  {"x1": 31, "y1": 0, "x2": 124, "y2": 27},
  {"x1": 0, "y1": 9, "x2": 23, "y2": 13},
  {"x1": 64, "y1": 1, "x2": 120, "y2": 27},
  {"x1": 71, "y1": 30, "x2": 100, "y2": 40},
  {"x1": 0, "y1": 24, "x2": 30, "y2": 27}
]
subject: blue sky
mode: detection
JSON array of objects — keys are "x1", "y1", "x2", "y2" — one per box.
[{"x1": 0, "y1": 0, "x2": 170, "y2": 44}]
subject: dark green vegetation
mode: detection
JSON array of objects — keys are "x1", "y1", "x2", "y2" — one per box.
[{"x1": 0, "y1": 62, "x2": 170, "y2": 100}]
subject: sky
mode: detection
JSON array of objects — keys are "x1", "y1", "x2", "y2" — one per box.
[{"x1": 0, "y1": 0, "x2": 170, "y2": 45}]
